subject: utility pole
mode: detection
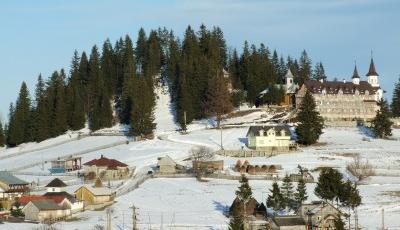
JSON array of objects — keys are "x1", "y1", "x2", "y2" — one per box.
[
  {"x1": 106, "y1": 208, "x2": 112, "y2": 230},
  {"x1": 381, "y1": 208, "x2": 385, "y2": 230},
  {"x1": 220, "y1": 127, "x2": 224, "y2": 150},
  {"x1": 122, "y1": 211, "x2": 125, "y2": 230},
  {"x1": 131, "y1": 205, "x2": 138, "y2": 230},
  {"x1": 183, "y1": 111, "x2": 187, "y2": 133},
  {"x1": 160, "y1": 212, "x2": 163, "y2": 230}
]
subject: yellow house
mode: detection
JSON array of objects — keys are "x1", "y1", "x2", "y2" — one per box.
[
  {"x1": 246, "y1": 125, "x2": 292, "y2": 151},
  {"x1": 74, "y1": 185, "x2": 114, "y2": 206}
]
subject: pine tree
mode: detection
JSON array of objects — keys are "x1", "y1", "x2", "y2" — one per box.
[
  {"x1": 78, "y1": 52, "x2": 90, "y2": 115},
  {"x1": 144, "y1": 30, "x2": 161, "y2": 78},
  {"x1": 298, "y1": 50, "x2": 312, "y2": 85},
  {"x1": 120, "y1": 35, "x2": 136, "y2": 124},
  {"x1": 205, "y1": 71, "x2": 233, "y2": 128},
  {"x1": 239, "y1": 41, "x2": 251, "y2": 90},
  {"x1": 6, "y1": 103, "x2": 15, "y2": 146},
  {"x1": 130, "y1": 77, "x2": 156, "y2": 136},
  {"x1": 296, "y1": 90, "x2": 324, "y2": 145},
  {"x1": 47, "y1": 70, "x2": 68, "y2": 136},
  {"x1": 88, "y1": 45, "x2": 113, "y2": 131},
  {"x1": 235, "y1": 174, "x2": 253, "y2": 202},
  {"x1": 228, "y1": 211, "x2": 245, "y2": 230},
  {"x1": 314, "y1": 168, "x2": 343, "y2": 203},
  {"x1": 176, "y1": 73, "x2": 193, "y2": 131},
  {"x1": 371, "y1": 99, "x2": 393, "y2": 138},
  {"x1": 211, "y1": 26, "x2": 227, "y2": 68},
  {"x1": 33, "y1": 74, "x2": 50, "y2": 142},
  {"x1": 294, "y1": 178, "x2": 308, "y2": 207},
  {"x1": 101, "y1": 39, "x2": 116, "y2": 95},
  {"x1": 67, "y1": 51, "x2": 86, "y2": 131},
  {"x1": 312, "y1": 62, "x2": 326, "y2": 81},
  {"x1": 391, "y1": 77, "x2": 400, "y2": 117},
  {"x1": 166, "y1": 31, "x2": 181, "y2": 100},
  {"x1": 267, "y1": 181, "x2": 283, "y2": 211},
  {"x1": 7, "y1": 82, "x2": 32, "y2": 146},
  {"x1": 228, "y1": 49, "x2": 242, "y2": 89},
  {"x1": 0, "y1": 121, "x2": 5, "y2": 147},
  {"x1": 135, "y1": 28, "x2": 147, "y2": 74},
  {"x1": 181, "y1": 25, "x2": 203, "y2": 119},
  {"x1": 281, "y1": 175, "x2": 294, "y2": 210}
]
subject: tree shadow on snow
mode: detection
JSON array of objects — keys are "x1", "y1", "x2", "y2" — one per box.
[
  {"x1": 238, "y1": 137, "x2": 248, "y2": 147},
  {"x1": 213, "y1": 200, "x2": 229, "y2": 216},
  {"x1": 357, "y1": 124, "x2": 375, "y2": 139}
]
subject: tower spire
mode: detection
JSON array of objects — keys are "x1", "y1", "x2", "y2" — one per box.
[
  {"x1": 352, "y1": 61, "x2": 360, "y2": 79},
  {"x1": 367, "y1": 52, "x2": 379, "y2": 76}
]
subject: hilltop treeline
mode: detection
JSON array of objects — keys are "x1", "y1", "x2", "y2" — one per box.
[{"x1": 1, "y1": 25, "x2": 324, "y2": 147}]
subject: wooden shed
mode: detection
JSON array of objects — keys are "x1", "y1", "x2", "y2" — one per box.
[{"x1": 74, "y1": 185, "x2": 114, "y2": 206}]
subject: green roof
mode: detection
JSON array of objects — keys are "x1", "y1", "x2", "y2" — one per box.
[{"x1": 0, "y1": 171, "x2": 28, "y2": 185}]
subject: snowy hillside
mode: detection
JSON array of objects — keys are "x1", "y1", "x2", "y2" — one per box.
[{"x1": 1, "y1": 89, "x2": 400, "y2": 230}]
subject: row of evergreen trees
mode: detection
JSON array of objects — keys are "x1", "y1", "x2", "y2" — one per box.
[
  {"x1": 4, "y1": 27, "x2": 166, "y2": 146},
  {"x1": 3, "y1": 25, "x2": 326, "y2": 147}
]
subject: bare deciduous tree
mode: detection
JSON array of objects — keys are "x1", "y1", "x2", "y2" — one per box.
[
  {"x1": 346, "y1": 155, "x2": 375, "y2": 181},
  {"x1": 191, "y1": 146, "x2": 214, "y2": 162}
]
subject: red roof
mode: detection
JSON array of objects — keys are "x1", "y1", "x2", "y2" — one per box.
[
  {"x1": 44, "y1": 195, "x2": 68, "y2": 204},
  {"x1": 19, "y1": 194, "x2": 71, "y2": 205},
  {"x1": 18, "y1": 195, "x2": 47, "y2": 205},
  {"x1": 83, "y1": 155, "x2": 128, "y2": 169}
]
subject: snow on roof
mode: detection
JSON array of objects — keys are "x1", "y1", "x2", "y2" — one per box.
[
  {"x1": 77, "y1": 185, "x2": 113, "y2": 196},
  {"x1": 0, "y1": 171, "x2": 28, "y2": 185}
]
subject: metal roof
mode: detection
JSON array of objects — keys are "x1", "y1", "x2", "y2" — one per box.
[
  {"x1": 0, "y1": 171, "x2": 28, "y2": 185},
  {"x1": 29, "y1": 199, "x2": 65, "y2": 211}
]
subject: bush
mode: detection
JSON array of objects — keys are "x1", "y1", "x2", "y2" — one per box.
[
  {"x1": 11, "y1": 208, "x2": 24, "y2": 217},
  {"x1": 346, "y1": 156, "x2": 375, "y2": 181}
]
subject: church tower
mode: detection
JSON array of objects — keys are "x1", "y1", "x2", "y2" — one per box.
[
  {"x1": 285, "y1": 68, "x2": 294, "y2": 86},
  {"x1": 366, "y1": 57, "x2": 379, "y2": 87},
  {"x1": 352, "y1": 63, "x2": 360, "y2": 85}
]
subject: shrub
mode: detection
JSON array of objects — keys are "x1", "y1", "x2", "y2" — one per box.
[{"x1": 346, "y1": 156, "x2": 375, "y2": 181}]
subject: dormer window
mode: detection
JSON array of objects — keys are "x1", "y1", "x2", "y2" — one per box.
[
  {"x1": 280, "y1": 130, "x2": 286, "y2": 136},
  {"x1": 259, "y1": 130, "x2": 264, "y2": 136}
]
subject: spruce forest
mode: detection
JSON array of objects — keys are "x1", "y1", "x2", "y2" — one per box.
[{"x1": 4, "y1": 25, "x2": 322, "y2": 147}]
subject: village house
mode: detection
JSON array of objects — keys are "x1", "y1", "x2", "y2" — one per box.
[
  {"x1": 74, "y1": 179, "x2": 114, "y2": 206},
  {"x1": 22, "y1": 199, "x2": 70, "y2": 222},
  {"x1": 43, "y1": 178, "x2": 83, "y2": 213},
  {"x1": 298, "y1": 201, "x2": 341, "y2": 229},
  {"x1": 83, "y1": 155, "x2": 130, "y2": 180},
  {"x1": 0, "y1": 171, "x2": 29, "y2": 210},
  {"x1": 295, "y1": 58, "x2": 383, "y2": 121},
  {"x1": 246, "y1": 125, "x2": 292, "y2": 151},
  {"x1": 18, "y1": 178, "x2": 83, "y2": 214},
  {"x1": 157, "y1": 155, "x2": 178, "y2": 174}
]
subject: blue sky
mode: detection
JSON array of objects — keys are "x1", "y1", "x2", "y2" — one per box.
[{"x1": 1, "y1": 0, "x2": 399, "y2": 121}]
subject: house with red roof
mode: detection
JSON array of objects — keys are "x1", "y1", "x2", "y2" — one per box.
[
  {"x1": 83, "y1": 155, "x2": 130, "y2": 181},
  {"x1": 19, "y1": 178, "x2": 83, "y2": 214}
]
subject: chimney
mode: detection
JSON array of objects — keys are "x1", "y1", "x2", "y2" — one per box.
[{"x1": 101, "y1": 154, "x2": 104, "y2": 158}]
